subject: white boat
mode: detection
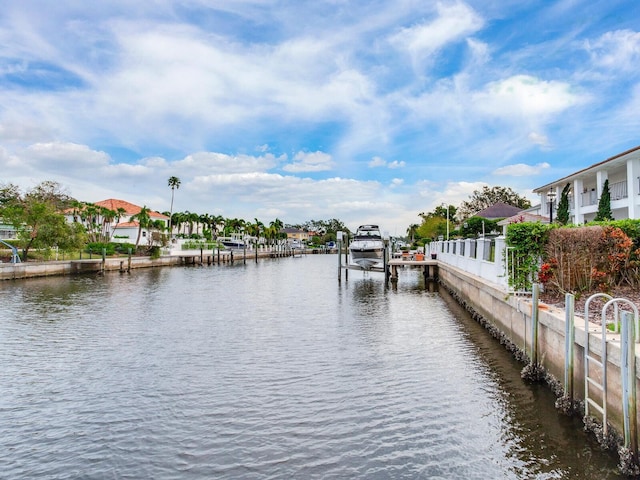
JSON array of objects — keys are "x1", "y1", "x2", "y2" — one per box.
[
  {"x1": 219, "y1": 232, "x2": 251, "y2": 249},
  {"x1": 349, "y1": 225, "x2": 385, "y2": 269}
]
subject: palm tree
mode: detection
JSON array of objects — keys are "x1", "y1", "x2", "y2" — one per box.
[
  {"x1": 407, "y1": 224, "x2": 419, "y2": 244},
  {"x1": 199, "y1": 213, "x2": 211, "y2": 239},
  {"x1": 99, "y1": 206, "x2": 116, "y2": 242},
  {"x1": 111, "y1": 207, "x2": 127, "y2": 241},
  {"x1": 83, "y1": 203, "x2": 99, "y2": 242},
  {"x1": 171, "y1": 212, "x2": 184, "y2": 237},
  {"x1": 187, "y1": 211, "x2": 199, "y2": 237},
  {"x1": 248, "y1": 218, "x2": 264, "y2": 242},
  {"x1": 225, "y1": 218, "x2": 246, "y2": 236},
  {"x1": 131, "y1": 206, "x2": 151, "y2": 248},
  {"x1": 270, "y1": 218, "x2": 286, "y2": 244},
  {"x1": 210, "y1": 215, "x2": 224, "y2": 239},
  {"x1": 167, "y1": 176, "x2": 181, "y2": 236}
]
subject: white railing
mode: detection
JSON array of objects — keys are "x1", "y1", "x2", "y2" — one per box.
[
  {"x1": 431, "y1": 236, "x2": 509, "y2": 290},
  {"x1": 581, "y1": 190, "x2": 598, "y2": 207},
  {"x1": 610, "y1": 179, "x2": 628, "y2": 200}
]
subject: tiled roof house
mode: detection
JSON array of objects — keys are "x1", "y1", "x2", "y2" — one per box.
[{"x1": 66, "y1": 198, "x2": 168, "y2": 244}]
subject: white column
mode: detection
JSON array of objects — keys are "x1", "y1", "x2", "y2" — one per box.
[
  {"x1": 626, "y1": 158, "x2": 640, "y2": 219},
  {"x1": 573, "y1": 178, "x2": 584, "y2": 224},
  {"x1": 596, "y1": 170, "x2": 609, "y2": 197}
]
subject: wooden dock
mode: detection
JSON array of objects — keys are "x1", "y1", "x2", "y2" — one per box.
[
  {"x1": 338, "y1": 258, "x2": 438, "y2": 283},
  {"x1": 387, "y1": 258, "x2": 438, "y2": 282}
]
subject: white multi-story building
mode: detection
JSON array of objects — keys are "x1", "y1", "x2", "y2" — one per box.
[{"x1": 533, "y1": 145, "x2": 640, "y2": 224}]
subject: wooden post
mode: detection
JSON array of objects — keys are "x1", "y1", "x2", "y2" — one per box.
[
  {"x1": 531, "y1": 283, "x2": 540, "y2": 365},
  {"x1": 337, "y1": 237, "x2": 342, "y2": 282},
  {"x1": 564, "y1": 293, "x2": 575, "y2": 401}
]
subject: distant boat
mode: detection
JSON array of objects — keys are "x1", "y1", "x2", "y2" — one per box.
[
  {"x1": 349, "y1": 225, "x2": 385, "y2": 269},
  {"x1": 219, "y1": 232, "x2": 249, "y2": 249}
]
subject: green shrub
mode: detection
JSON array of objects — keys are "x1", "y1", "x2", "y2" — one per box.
[
  {"x1": 505, "y1": 222, "x2": 552, "y2": 291},
  {"x1": 86, "y1": 242, "x2": 115, "y2": 255}
]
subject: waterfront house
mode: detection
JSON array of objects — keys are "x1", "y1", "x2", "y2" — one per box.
[
  {"x1": 0, "y1": 222, "x2": 17, "y2": 240},
  {"x1": 66, "y1": 199, "x2": 169, "y2": 244},
  {"x1": 281, "y1": 227, "x2": 310, "y2": 244},
  {"x1": 533, "y1": 145, "x2": 640, "y2": 224}
]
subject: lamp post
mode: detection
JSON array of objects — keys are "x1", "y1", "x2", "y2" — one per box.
[
  {"x1": 548, "y1": 188, "x2": 557, "y2": 224},
  {"x1": 442, "y1": 203, "x2": 449, "y2": 240}
]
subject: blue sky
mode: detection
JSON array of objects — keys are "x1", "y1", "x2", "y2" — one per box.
[{"x1": 1, "y1": 0, "x2": 639, "y2": 234}]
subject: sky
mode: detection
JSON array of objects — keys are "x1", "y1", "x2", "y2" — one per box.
[{"x1": 1, "y1": 0, "x2": 639, "y2": 235}]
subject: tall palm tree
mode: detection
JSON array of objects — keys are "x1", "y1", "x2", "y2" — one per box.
[
  {"x1": 210, "y1": 215, "x2": 224, "y2": 239},
  {"x1": 167, "y1": 176, "x2": 181, "y2": 236},
  {"x1": 247, "y1": 218, "x2": 264, "y2": 243},
  {"x1": 407, "y1": 224, "x2": 419, "y2": 244},
  {"x1": 83, "y1": 203, "x2": 99, "y2": 242},
  {"x1": 269, "y1": 218, "x2": 284, "y2": 244},
  {"x1": 171, "y1": 212, "x2": 184, "y2": 237},
  {"x1": 199, "y1": 213, "x2": 211, "y2": 239},
  {"x1": 110, "y1": 207, "x2": 127, "y2": 241},
  {"x1": 187, "y1": 211, "x2": 199, "y2": 237},
  {"x1": 131, "y1": 206, "x2": 151, "y2": 248}
]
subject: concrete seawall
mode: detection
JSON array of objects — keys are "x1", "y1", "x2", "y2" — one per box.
[
  {"x1": 438, "y1": 261, "x2": 637, "y2": 458},
  {"x1": 0, "y1": 247, "x2": 317, "y2": 281},
  {"x1": 0, "y1": 256, "x2": 186, "y2": 280}
]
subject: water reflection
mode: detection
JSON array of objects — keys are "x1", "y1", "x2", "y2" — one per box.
[
  {"x1": 439, "y1": 290, "x2": 621, "y2": 479},
  {"x1": 0, "y1": 256, "x2": 623, "y2": 479}
]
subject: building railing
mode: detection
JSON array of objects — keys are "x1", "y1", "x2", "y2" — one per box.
[
  {"x1": 610, "y1": 179, "x2": 628, "y2": 200},
  {"x1": 581, "y1": 190, "x2": 598, "y2": 207}
]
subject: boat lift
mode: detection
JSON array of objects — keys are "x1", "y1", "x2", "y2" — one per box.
[
  {"x1": 336, "y1": 231, "x2": 438, "y2": 284},
  {"x1": 0, "y1": 239, "x2": 21, "y2": 263},
  {"x1": 336, "y1": 231, "x2": 388, "y2": 281}
]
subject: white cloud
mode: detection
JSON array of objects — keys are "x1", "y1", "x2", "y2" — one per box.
[
  {"x1": 493, "y1": 162, "x2": 550, "y2": 176},
  {"x1": 23, "y1": 142, "x2": 111, "y2": 170},
  {"x1": 585, "y1": 29, "x2": 640, "y2": 72},
  {"x1": 416, "y1": 180, "x2": 488, "y2": 211},
  {"x1": 142, "y1": 156, "x2": 168, "y2": 168},
  {"x1": 390, "y1": 178, "x2": 404, "y2": 187},
  {"x1": 473, "y1": 75, "x2": 584, "y2": 119},
  {"x1": 283, "y1": 151, "x2": 334, "y2": 172},
  {"x1": 389, "y1": 2, "x2": 484, "y2": 66},
  {"x1": 528, "y1": 132, "x2": 551, "y2": 148},
  {"x1": 368, "y1": 156, "x2": 405, "y2": 169},
  {"x1": 388, "y1": 160, "x2": 406, "y2": 169},
  {"x1": 175, "y1": 152, "x2": 281, "y2": 175},
  {"x1": 368, "y1": 156, "x2": 387, "y2": 168}
]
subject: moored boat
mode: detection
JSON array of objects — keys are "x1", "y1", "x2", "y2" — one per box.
[
  {"x1": 349, "y1": 225, "x2": 385, "y2": 269},
  {"x1": 219, "y1": 232, "x2": 251, "y2": 249}
]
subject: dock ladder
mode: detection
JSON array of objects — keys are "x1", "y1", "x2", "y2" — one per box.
[
  {"x1": 584, "y1": 295, "x2": 639, "y2": 438},
  {"x1": 584, "y1": 293, "x2": 613, "y2": 436}
]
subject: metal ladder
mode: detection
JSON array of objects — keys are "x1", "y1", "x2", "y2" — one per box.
[
  {"x1": 584, "y1": 293, "x2": 613, "y2": 436},
  {"x1": 584, "y1": 295, "x2": 639, "y2": 437}
]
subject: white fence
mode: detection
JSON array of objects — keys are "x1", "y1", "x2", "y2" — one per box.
[{"x1": 430, "y1": 236, "x2": 509, "y2": 290}]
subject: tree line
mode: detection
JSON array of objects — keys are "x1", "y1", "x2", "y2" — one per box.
[
  {"x1": 406, "y1": 186, "x2": 532, "y2": 245},
  {"x1": 0, "y1": 180, "x2": 350, "y2": 261}
]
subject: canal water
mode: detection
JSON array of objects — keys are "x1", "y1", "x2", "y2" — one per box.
[{"x1": 0, "y1": 255, "x2": 623, "y2": 478}]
